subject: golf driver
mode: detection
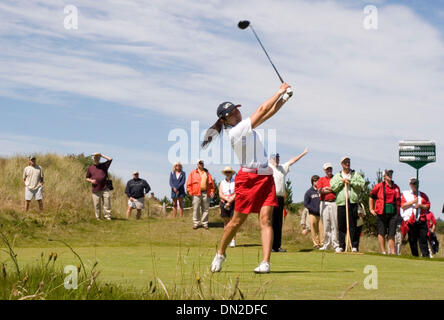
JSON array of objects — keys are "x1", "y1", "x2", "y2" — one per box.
[{"x1": 238, "y1": 20, "x2": 292, "y2": 100}]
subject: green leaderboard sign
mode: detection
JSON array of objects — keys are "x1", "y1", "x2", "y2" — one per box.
[
  {"x1": 399, "y1": 140, "x2": 436, "y2": 170},
  {"x1": 399, "y1": 140, "x2": 436, "y2": 219}
]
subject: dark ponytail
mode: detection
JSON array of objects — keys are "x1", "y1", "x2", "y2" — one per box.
[{"x1": 201, "y1": 118, "x2": 224, "y2": 149}]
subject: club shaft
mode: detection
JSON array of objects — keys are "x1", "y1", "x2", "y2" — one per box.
[{"x1": 249, "y1": 25, "x2": 284, "y2": 83}]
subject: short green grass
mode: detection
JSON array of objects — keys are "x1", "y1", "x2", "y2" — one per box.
[{"x1": 1, "y1": 209, "x2": 444, "y2": 300}]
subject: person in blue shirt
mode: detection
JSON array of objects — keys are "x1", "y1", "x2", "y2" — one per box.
[
  {"x1": 304, "y1": 175, "x2": 323, "y2": 249},
  {"x1": 125, "y1": 171, "x2": 151, "y2": 220},
  {"x1": 170, "y1": 162, "x2": 186, "y2": 218}
]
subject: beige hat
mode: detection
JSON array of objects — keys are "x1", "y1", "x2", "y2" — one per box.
[
  {"x1": 197, "y1": 159, "x2": 204, "y2": 164},
  {"x1": 323, "y1": 162, "x2": 332, "y2": 170},
  {"x1": 133, "y1": 170, "x2": 139, "y2": 175},
  {"x1": 409, "y1": 177, "x2": 417, "y2": 184},
  {"x1": 340, "y1": 156, "x2": 350, "y2": 163},
  {"x1": 93, "y1": 152, "x2": 101, "y2": 157},
  {"x1": 221, "y1": 166, "x2": 235, "y2": 174}
]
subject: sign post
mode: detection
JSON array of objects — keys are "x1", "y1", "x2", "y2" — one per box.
[{"x1": 399, "y1": 140, "x2": 436, "y2": 219}]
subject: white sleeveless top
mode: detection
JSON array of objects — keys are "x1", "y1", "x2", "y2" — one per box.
[
  {"x1": 226, "y1": 117, "x2": 268, "y2": 169},
  {"x1": 220, "y1": 178, "x2": 235, "y2": 196}
]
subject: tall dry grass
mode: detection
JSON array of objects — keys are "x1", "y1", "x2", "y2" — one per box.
[{"x1": 0, "y1": 154, "x2": 163, "y2": 223}]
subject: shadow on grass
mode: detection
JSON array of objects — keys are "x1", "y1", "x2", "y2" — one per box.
[
  {"x1": 208, "y1": 222, "x2": 225, "y2": 228},
  {"x1": 223, "y1": 270, "x2": 355, "y2": 274},
  {"x1": 298, "y1": 249, "x2": 314, "y2": 252},
  {"x1": 235, "y1": 244, "x2": 261, "y2": 248}
]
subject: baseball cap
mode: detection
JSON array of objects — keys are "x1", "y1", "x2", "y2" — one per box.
[
  {"x1": 409, "y1": 177, "x2": 417, "y2": 184},
  {"x1": 323, "y1": 162, "x2": 332, "y2": 170},
  {"x1": 270, "y1": 153, "x2": 280, "y2": 159},
  {"x1": 197, "y1": 159, "x2": 204, "y2": 164},
  {"x1": 383, "y1": 169, "x2": 393, "y2": 176},
  {"x1": 341, "y1": 156, "x2": 350, "y2": 163},
  {"x1": 29, "y1": 155, "x2": 36, "y2": 160},
  {"x1": 217, "y1": 102, "x2": 241, "y2": 119},
  {"x1": 133, "y1": 171, "x2": 139, "y2": 175}
]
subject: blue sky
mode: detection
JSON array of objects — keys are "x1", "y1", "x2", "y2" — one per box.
[{"x1": 1, "y1": 0, "x2": 443, "y2": 218}]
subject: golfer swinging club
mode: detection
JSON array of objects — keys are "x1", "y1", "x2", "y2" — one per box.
[{"x1": 202, "y1": 82, "x2": 293, "y2": 273}]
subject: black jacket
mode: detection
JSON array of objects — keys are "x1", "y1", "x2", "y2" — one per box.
[{"x1": 125, "y1": 178, "x2": 151, "y2": 199}]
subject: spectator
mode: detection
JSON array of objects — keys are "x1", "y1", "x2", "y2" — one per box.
[
  {"x1": 186, "y1": 159, "x2": 215, "y2": 230},
  {"x1": 355, "y1": 203, "x2": 366, "y2": 251},
  {"x1": 23, "y1": 155, "x2": 44, "y2": 212},
  {"x1": 300, "y1": 207, "x2": 311, "y2": 236},
  {"x1": 369, "y1": 169, "x2": 401, "y2": 255},
  {"x1": 170, "y1": 162, "x2": 186, "y2": 218},
  {"x1": 269, "y1": 148, "x2": 308, "y2": 252},
  {"x1": 330, "y1": 157, "x2": 365, "y2": 252},
  {"x1": 125, "y1": 171, "x2": 151, "y2": 220},
  {"x1": 219, "y1": 166, "x2": 236, "y2": 247},
  {"x1": 317, "y1": 163, "x2": 340, "y2": 252},
  {"x1": 426, "y1": 211, "x2": 438, "y2": 257},
  {"x1": 149, "y1": 192, "x2": 155, "y2": 200},
  {"x1": 86, "y1": 153, "x2": 113, "y2": 220},
  {"x1": 304, "y1": 175, "x2": 323, "y2": 249},
  {"x1": 400, "y1": 177, "x2": 431, "y2": 257}
]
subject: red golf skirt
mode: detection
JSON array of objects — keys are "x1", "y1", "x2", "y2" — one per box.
[{"x1": 234, "y1": 169, "x2": 278, "y2": 214}]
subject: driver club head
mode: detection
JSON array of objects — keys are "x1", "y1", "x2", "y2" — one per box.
[{"x1": 237, "y1": 20, "x2": 250, "y2": 30}]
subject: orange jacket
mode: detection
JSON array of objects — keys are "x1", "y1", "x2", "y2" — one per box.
[{"x1": 186, "y1": 169, "x2": 215, "y2": 197}]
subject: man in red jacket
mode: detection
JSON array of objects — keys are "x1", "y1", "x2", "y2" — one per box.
[
  {"x1": 369, "y1": 169, "x2": 401, "y2": 255},
  {"x1": 186, "y1": 159, "x2": 215, "y2": 230},
  {"x1": 400, "y1": 177, "x2": 431, "y2": 257}
]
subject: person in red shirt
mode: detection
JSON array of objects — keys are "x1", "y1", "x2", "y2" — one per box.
[
  {"x1": 400, "y1": 177, "x2": 431, "y2": 257},
  {"x1": 369, "y1": 169, "x2": 401, "y2": 255},
  {"x1": 426, "y1": 211, "x2": 438, "y2": 257},
  {"x1": 317, "y1": 163, "x2": 340, "y2": 252},
  {"x1": 86, "y1": 153, "x2": 113, "y2": 220}
]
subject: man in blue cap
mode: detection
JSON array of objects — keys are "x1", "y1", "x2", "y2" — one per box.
[{"x1": 269, "y1": 147, "x2": 309, "y2": 252}]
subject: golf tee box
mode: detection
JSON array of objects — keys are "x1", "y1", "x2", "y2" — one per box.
[{"x1": 398, "y1": 140, "x2": 436, "y2": 169}]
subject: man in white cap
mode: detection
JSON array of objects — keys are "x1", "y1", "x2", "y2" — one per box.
[
  {"x1": 330, "y1": 156, "x2": 365, "y2": 252},
  {"x1": 317, "y1": 162, "x2": 340, "y2": 252},
  {"x1": 125, "y1": 171, "x2": 151, "y2": 220},
  {"x1": 269, "y1": 147, "x2": 308, "y2": 252},
  {"x1": 23, "y1": 155, "x2": 44, "y2": 212}
]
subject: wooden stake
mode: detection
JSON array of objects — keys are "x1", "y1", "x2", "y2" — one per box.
[{"x1": 344, "y1": 184, "x2": 352, "y2": 252}]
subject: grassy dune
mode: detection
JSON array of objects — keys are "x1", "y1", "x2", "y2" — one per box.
[{"x1": 1, "y1": 154, "x2": 443, "y2": 300}]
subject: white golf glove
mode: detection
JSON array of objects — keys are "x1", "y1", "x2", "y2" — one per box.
[{"x1": 282, "y1": 88, "x2": 293, "y2": 102}]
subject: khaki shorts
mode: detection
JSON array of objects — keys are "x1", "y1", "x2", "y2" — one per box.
[
  {"x1": 128, "y1": 197, "x2": 145, "y2": 210},
  {"x1": 25, "y1": 186, "x2": 43, "y2": 201}
]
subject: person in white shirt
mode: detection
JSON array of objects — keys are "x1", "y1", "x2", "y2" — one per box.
[
  {"x1": 202, "y1": 82, "x2": 293, "y2": 274},
  {"x1": 23, "y1": 155, "x2": 44, "y2": 212},
  {"x1": 219, "y1": 166, "x2": 237, "y2": 247},
  {"x1": 269, "y1": 148, "x2": 308, "y2": 252}
]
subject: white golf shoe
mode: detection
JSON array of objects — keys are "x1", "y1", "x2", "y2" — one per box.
[
  {"x1": 254, "y1": 261, "x2": 270, "y2": 274},
  {"x1": 229, "y1": 239, "x2": 236, "y2": 248},
  {"x1": 210, "y1": 253, "x2": 226, "y2": 272}
]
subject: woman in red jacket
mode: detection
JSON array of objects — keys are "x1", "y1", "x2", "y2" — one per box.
[{"x1": 369, "y1": 169, "x2": 401, "y2": 255}]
